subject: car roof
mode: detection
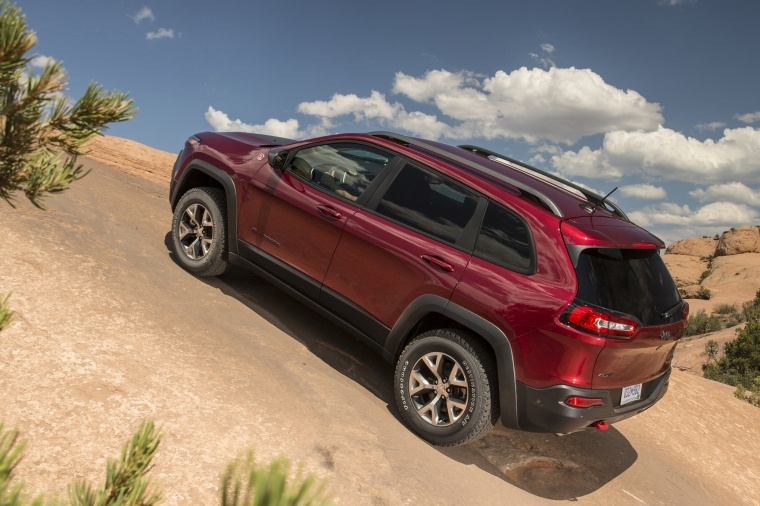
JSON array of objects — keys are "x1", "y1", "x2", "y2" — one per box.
[{"x1": 367, "y1": 131, "x2": 626, "y2": 221}]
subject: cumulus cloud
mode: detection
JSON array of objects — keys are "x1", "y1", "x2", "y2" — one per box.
[
  {"x1": 297, "y1": 90, "x2": 450, "y2": 139},
  {"x1": 629, "y1": 202, "x2": 758, "y2": 228},
  {"x1": 736, "y1": 111, "x2": 760, "y2": 124},
  {"x1": 132, "y1": 7, "x2": 155, "y2": 23},
  {"x1": 205, "y1": 106, "x2": 327, "y2": 139},
  {"x1": 295, "y1": 67, "x2": 663, "y2": 144},
  {"x1": 690, "y1": 182, "x2": 760, "y2": 207},
  {"x1": 620, "y1": 184, "x2": 668, "y2": 200},
  {"x1": 146, "y1": 28, "x2": 175, "y2": 40},
  {"x1": 552, "y1": 126, "x2": 760, "y2": 183}
]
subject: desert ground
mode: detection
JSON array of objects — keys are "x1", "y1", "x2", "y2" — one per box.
[{"x1": 1, "y1": 136, "x2": 759, "y2": 505}]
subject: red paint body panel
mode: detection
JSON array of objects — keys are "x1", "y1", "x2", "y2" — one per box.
[{"x1": 323, "y1": 210, "x2": 471, "y2": 327}]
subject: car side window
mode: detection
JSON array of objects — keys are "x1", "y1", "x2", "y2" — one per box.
[
  {"x1": 474, "y1": 201, "x2": 534, "y2": 273},
  {"x1": 374, "y1": 163, "x2": 479, "y2": 245},
  {"x1": 287, "y1": 143, "x2": 393, "y2": 202}
]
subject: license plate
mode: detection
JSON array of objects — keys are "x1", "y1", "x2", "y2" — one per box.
[{"x1": 621, "y1": 383, "x2": 642, "y2": 405}]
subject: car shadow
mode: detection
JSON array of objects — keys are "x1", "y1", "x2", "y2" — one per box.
[{"x1": 164, "y1": 233, "x2": 638, "y2": 500}]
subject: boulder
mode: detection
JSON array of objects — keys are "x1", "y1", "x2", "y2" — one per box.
[
  {"x1": 665, "y1": 237, "x2": 717, "y2": 258},
  {"x1": 715, "y1": 226, "x2": 760, "y2": 256}
]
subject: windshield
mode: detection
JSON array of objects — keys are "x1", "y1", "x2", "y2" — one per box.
[{"x1": 575, "y1": 248, "x2": 682, "y2": 326}]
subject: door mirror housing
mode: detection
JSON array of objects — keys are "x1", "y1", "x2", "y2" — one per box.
[{"x1": 268, "y1": 148, "x2": 288, "y2": 169}]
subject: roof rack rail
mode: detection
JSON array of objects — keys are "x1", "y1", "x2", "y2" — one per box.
[
  {"x1": 459, "y1": 144, "x2": 629, "y2": 220},
  {"x1": 369, "y1": 131, "x2": 564, "y2": 218}
]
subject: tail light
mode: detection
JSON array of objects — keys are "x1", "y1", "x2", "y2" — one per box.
[
  {"x1": 682, "y1": 301, "x2": 690, "y2": 324},
  {"x1": 563, "y1": 304, "x2": 639, "y2": 338}
]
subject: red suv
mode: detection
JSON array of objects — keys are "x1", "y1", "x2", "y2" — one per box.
[{"x1": 169, "y1": 130, "x2": 687, "y2": 446}]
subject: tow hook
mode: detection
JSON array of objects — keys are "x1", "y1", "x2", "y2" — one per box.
[{"x1": 591, "y1": 420, "x2": 609, "y2": 431}]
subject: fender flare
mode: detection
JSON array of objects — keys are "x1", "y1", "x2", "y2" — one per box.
[
  {"x1": 170, "y1": 160, "x2": 239, "y2": 255},
  {"x1": 385, "y1": 295, "x2": 520, "y2": 429}
]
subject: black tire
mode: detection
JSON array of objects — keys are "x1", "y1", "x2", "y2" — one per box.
[
  {"x1": 395, "y1": 328, "x2": 499, "y2": 446},
  {"x1": 171, "y1": 187, "x2": 229, "y2": 276}
]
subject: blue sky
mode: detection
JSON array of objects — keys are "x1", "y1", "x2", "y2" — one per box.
[{"x1": 17, "y1": 0, "x2": 760, "y2": 243}]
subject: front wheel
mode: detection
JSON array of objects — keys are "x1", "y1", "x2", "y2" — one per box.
[
  {"x1": 171, "y1": 187, "x2": 229, "y2": 277},
  {"x1": 395, "y1": 328, "x2": 499, "y2": 446}
]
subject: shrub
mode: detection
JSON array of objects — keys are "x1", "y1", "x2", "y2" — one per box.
[
  {"x1": 713, "y1": 304, "x2": 744, "y2": 328},
  {"x1": 686, "y1": 310, "x2": 723, "y2": 336},
  {"x1": 695, "y1": 286, "x2": 712, "y2": 300}
]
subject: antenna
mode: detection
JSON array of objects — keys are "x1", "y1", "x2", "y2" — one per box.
[{"x1": 590, "y1": 187, "x2": 619, "y2": 215}]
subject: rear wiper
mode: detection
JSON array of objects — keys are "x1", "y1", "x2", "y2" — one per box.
[{"x1": 660, "y1": 300, "x2": 684, "y2": 319}]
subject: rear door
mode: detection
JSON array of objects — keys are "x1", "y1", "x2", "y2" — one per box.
[{"x1": 322, "y1": 161, "x2": 482, "y2": 343}]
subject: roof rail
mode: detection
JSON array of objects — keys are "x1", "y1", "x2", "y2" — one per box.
[
  {"x1": 459, "y1": 144, "x2": 629, "y2": 220},
  {"x1": 369, "y1": 131, "x2": 564, "y2": 218}
]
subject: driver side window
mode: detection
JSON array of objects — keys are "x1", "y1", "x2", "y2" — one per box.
[{"x1": 287, "y1": 143, "x2": 393, "y2": 201}]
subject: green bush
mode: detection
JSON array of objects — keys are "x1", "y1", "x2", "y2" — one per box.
[
  {"x1": 686, "y1": 310, "x2": 723, "y2": 336},
  {"x1": 695, "y1": 286, "x2": 712, "y2": 300},
  {"x1": 703, "y1": 291, "x2": 760, "y2": 407},
  {"x1": 713, "y1": 303, "x2": 744, "y2": 328}
]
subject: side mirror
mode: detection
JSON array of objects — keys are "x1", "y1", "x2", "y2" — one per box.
[{"x1": 268, "y1": 148, "x2": 288, "y2": 169}]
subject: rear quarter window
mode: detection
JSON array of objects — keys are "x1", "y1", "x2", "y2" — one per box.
[{"x1": 474, "y1": 201, "x2": 534, "y2": 274}]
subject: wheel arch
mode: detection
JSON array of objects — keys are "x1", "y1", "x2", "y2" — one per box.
[
  {"x1": 385, "y1": 295, "x2": 520, "y2": 430},
  {"x1": 170, "y1": 160, "x2": 239, "y2": 255}
]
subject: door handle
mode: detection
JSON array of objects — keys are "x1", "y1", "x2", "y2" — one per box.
[
  {"x1": 317, "y1": 204, "x2": 343, "y2": 220},
  {"x1": 421, "y1": 255, "x2": 454, "y2": 272}
]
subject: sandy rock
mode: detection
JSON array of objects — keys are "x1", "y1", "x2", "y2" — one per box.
[
  {"x1": 663, "y1": 254, "x2": 708, "y2": 288},
  {"x1": 715, "y1": 226, "x2": 760, "y2": 256},
  {"x1": 665, "y1": 237, "x2": 717, "y2": 257},
  {"x1": 84, "y1": 134, "x2": 176, "y2": 186}
]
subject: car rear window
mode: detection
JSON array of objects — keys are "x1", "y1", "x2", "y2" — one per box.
[{"x1": 575, "y1": 248, "x2": 681, "y2": 326}]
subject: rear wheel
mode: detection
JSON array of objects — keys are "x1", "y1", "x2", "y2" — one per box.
[
  {"x1": 395, "y1": 328, "x2": 498, "y2": 446},
  {"x1": 171, "y1": 187, "x2": 229, "y2": 276}
]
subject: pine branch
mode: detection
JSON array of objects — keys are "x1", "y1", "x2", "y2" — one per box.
[
  {"x1": 221, "y1": 452, "x2": 331, "y2": 506},
  {"x1": 0, "y1": 0, "x2": 137, "y2": 207},
  {"x1": 69, "y1": 421, "x2": 163, "y2": 506}
]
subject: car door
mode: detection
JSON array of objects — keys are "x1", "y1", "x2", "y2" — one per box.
[
  {"x1": 239, "y1": 142, "x2": 396, "y2": 299},
  {"x1": 321, "y1": 161, "x2": 482, "y2": 344}
]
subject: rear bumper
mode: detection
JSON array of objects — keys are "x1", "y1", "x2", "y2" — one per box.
[{"x1": 513, "y1": 368, "x2": 670, "y2": 433}]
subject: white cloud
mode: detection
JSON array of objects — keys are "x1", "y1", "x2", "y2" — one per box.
[
  {"x1": 132, "y1": 7, "x2": 155, "y2": 23},
  {"x1": 29, "y1": 55, "x2": 54, "y2": 68},
  {"x1": 146, "y1": 28, "x2": 175, "y2": 40},
  {"x1": 620, "y1": 184, "x2": 668, "y2": 200},
  {"x1": 295, "y1": 67, "x2": 663, "y2": 145},
  {"x1": 530, "y1": 44, "x2": 556, "y2": 69},
  {"x1": 629, "y1": 202, "x2": 758, "y2": 228},
  {"x1": 297, "y1": 90, "x2": 450, "y2": 139},
  {"x1": 205, "y1": 106, "x2": 327, "y2": 139},
  {"x1": 552, "y1": 146, "x2": 624, "y2": 179},
  {"x1": 736, "y1": 111, "x2": 760, "y2": 124},
  {"x1": 690, "y1": 182, "x2": 760, "y2": 207},
  {"x1": 696, "y1": 121, "x2": 726, "y2": 131},
  {"x1": 553, "y1": 126, "x2": 760, "y2": 183}
]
